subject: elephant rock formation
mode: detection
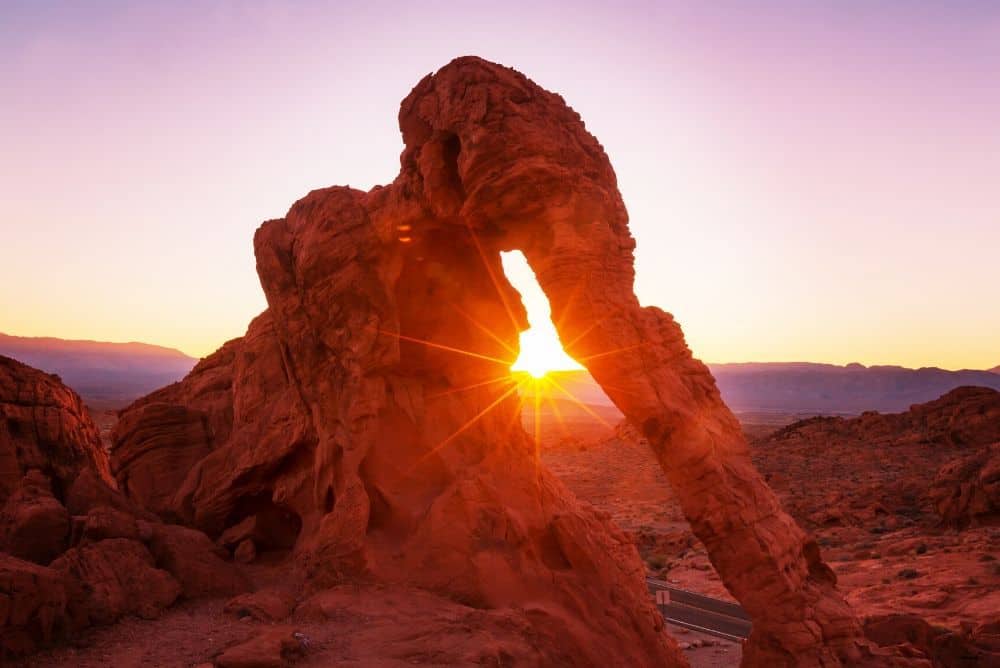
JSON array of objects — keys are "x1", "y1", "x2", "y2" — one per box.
[{"x1": 111, "y1": 57, "x2": 913, "y2": 666}]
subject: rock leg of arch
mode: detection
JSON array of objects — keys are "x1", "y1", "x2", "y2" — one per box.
[{"x1": 395, "y1": 56, "x2": 903, "y2": 666}]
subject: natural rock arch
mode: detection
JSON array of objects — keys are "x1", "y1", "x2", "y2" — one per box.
[
  {"x1": 352, "y1": 55, "x2": 868, "y2": 665},
  {"x1": 112, "y1": 57, "x2": 916, "y2": 666}
]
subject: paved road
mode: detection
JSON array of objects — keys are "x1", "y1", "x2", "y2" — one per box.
[{"x1": 646, "y1": 578, "x2": 751, "y2": 642}]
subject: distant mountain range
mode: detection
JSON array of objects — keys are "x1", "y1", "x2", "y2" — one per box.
[
  {"x1": 709, "y1": 362, "x2": 1000, "y2": 414},
  {"x1": 525, "y1": 362, "x2": 1000, "y2": 417},
  {"x1": 0, "y1": 333, "x2": 197, "y2": 408},
  {"x1": 2, "y1": 331, "x2": 997, "y2": 416}
]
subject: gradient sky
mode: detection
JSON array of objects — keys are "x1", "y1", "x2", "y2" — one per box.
[{"x1": 2, "y1": 1, "x2": 998, "y2": 369}]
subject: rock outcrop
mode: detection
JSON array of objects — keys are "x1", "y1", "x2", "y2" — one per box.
[
  {"x1": 930, "y1": 443, "x2": 1000, "y2": 527},
  {"x1": 51, "y1": 538, "x2": 181, "y2": 627},
  {"x1": 0, "y1": 553, "x2": 68, "y2": 656},
  {"x1": 0, "y1": 470, "x2": 69, "y2": 564},
  {"x1": 765, "y1": 386, "x2": 1000, "y2": 451},
  {"x1": 864, "y1": 614, "x2": 1000, "y2": 668},
  {"x1": 0, "y1": 355, "x2": 246, "y2": 657},
  {"x1": 105, "y1": 57, "x2": 913, "y2": 666},
  {"x1": 754, "y1": 387, "x2": 1000, "y2": 529},
  {"x1": 0, "y1": 355, "x2": 113, "y2": 502}
]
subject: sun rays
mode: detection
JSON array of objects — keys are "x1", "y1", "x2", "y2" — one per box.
[
  {"x1": 375, "y1": 234, "x2": 639, "y2": 474},
  {"x1": 377, "y1": 321, "x2": 628, "y2": 475}
]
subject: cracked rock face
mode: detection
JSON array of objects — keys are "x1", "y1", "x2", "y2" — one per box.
[
  {"x1": 0, "y1": 355, "x2": 114, "y2": 502},
  {"x1": 111, "y1": 57, "x2": 911, "y2": 666}
]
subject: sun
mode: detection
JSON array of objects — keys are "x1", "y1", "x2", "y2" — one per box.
[{"x1": 510, "y1": 325, "x2": 582, "y2": 378}]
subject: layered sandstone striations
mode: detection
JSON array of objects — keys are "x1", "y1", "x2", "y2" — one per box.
[
  {"x1": 0, "y1": 355, "x2": 113, "y2": 503},
  {"x1": 110, "y1": 57, "x2": 914, "y2": 666}
]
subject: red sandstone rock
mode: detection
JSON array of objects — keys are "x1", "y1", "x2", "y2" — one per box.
[
  {"x1": 81, "y1": 505, "x2": 142, "y2": 542},
  {"x1": 293, "y1": 584, "x2": 640, "y2": 666},
  {"x1": 51, "y1": 538, "x2": 180, "y2": 627},
  {"x1": 0, "y1": 553, "x2": 68, "y2": 656},
  {"x1": 864, "y1": 613, "x2": 1000, "y2": 667},
  {"x1": 215, "y1": 626, "x2": 306, "y2": 668},
  {"x1": 0, "y1": 355, "x2": 113, "y2": 503},
  {"x1": 930, "y1": 443, "x2": 1000, "y2": 527},
  {"x1": 146, "y1": 523, "x2": 250, "y2": 598},
  {"x1": 63, "y1": 466, "x2": 154, "y2": 520},
  {"x1": 224, "y1": 589, "x2": 295, "y2": 621},
  {"x1": 753, "y1": 389, "x2": 1000, "y2": 530},
  {"x1": 233, "y1": 539, "x2": 256, "y2": 564},
  {"x1": 110, "y1": 402, "x2": 213, "y2": 519},
  {"x1": 766, "y1": 387, "x2": 1000, "y2": 451},
  {"x1": 0, "y1": 355, "x2": 258, "y2": 659},
  {"x1": 0, "y1": 471, "x2": 69, "y2": 564}
]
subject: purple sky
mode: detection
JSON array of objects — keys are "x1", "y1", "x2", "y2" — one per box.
[{"x1": 2, "y1": 1, "x2": 998, "y2": 369}]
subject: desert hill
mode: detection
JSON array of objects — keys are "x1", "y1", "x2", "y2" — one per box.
[
  {"x1": 0, "y1": 333, "x2": 197, "y2": 408},
  {"x1": 711, "y1": 362, "x2": 1000, "y2": 413},
  {"x1": 543, "y1": 363, "x2": 1000, "y2": 417},
  {"x1": 754, "y1": 385, "x2": 1000, "y2": 527}
]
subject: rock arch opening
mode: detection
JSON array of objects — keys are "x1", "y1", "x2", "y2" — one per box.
[{"x1": 499, "y1": 250, "x2": 621, "y2": 445}]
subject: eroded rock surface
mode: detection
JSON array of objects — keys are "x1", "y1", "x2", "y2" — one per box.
[
  {"x1": 0, "y1": 471, "x2": 69, "y2": 564},
  {"x1": 931, "y1": 443, "x2": 1000, "y2": 527},
  {"x1": 0, "y1": 553, "x2": 68, "y2": 656},
  {"x1": 0, "y1": 356, "x2": 113, "y2": 502},
  {"x1": 51, "y1": 538, "x2": 181, "y2": 627},
  {"x1": 756, "y1": 387, "x2": 1000, "y2": 529}
]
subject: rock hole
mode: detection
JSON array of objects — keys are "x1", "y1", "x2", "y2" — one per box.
[
  {"x1": 498, "y1": 252, "x2": 618, "y2": 441},
  {"x1": 365, "y1": 483, "x2": 393, "y2": 534},
  {"x1": 226, "y1": 493, "x2": 302, "y2": 550},
  {"x1": 440, "y1": 132, "x2": 465, "y2": 199},
  {"x1": 500, "y1": 251, "x2": 584, "y2": 378},
  {"x1": 538, "y1": 525, "x2": 573, "y2": 571}
]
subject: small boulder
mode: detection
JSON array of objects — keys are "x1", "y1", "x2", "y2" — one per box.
[
  {"x1": 147, "y1": 523, "x2": 250, "y2": 598},
  {"x1": 218, "y1": 510, "x2": 300, "y2": 552},
  {"x1": 219, "y1": 515, "x2": 257, "y2": 549},
  {"x1": 234, "y1": 539, "x2": 256, "y2": 564},
  {"x1": 930, "y1": 443, "x2": 1000, "y2": 527},
  {"x1": 225, "y1": 589, "x2": 296, "y2": 622},
  {"x1": 216, "y1": 626, "x2": 306, "y2": 668},
  {"x1": 51, "y1": 538, "x2": 180, "y2": 627},
  {"x1": 0, "y1": 553, "x2": 68, "y2": 656},
  {"x1": 81, "y1": 505, "x2": 141, "y2": 542},
  {"x1": 0, "y1": 471, "x2": 69, "y2": 564}
]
